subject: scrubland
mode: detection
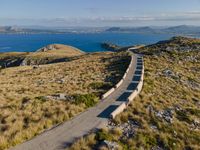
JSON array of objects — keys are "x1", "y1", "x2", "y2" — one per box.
[
  {"x1": 69, "y1": 37, "x2": 200, "y2": 150},
  {"x1": 0, "y1": 51, "x2": 130, "y2": 149}
]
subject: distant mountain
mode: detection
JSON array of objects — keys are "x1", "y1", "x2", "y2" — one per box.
[
  {"x1": 0, "y1": 26, "x2": 22, "y2": 33},
  {"x1": 162, "y1": 25, "x2": 200, "y2": 34},
  {"x1": 1, "y1": 25, "x2": 200, "y2": 35},
  {"x1": 105, "y1": 27, "x2": 121, "y2": 32},
  {"x1": 0, "y1": 26, "x2": 64, "y2": 34},
  {"x1": 0, "y1": 26, "x2": 105, "y2": 34},
  {"x1": 105, "y1": 25, "x2": 200, "y2": 35},
  {"x1": 105, "y1": 26, "x2": 155, "y2": 33}
]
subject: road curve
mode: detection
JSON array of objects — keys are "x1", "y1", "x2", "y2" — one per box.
[{"x1": 11, "y1": 52, "x2": 140, "y2": 150}]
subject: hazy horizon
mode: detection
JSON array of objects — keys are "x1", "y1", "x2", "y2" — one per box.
[
  {"x1": 1, "y1": 0, "x2": 200, "y2": 27},
  {"x1": 2, "y1": 24, "x2": 200, "y2": 28}
]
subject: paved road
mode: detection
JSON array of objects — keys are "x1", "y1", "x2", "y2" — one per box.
[{"x1": 12, "y1": 53, "x2": 142, "y2": 150}]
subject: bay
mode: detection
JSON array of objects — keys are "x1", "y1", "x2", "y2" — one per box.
[{"x1": 0, "y1": 33, "x2": 173, "y2": 53}]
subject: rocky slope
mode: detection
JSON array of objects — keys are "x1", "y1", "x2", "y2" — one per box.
[
  {"x1": 0, "y1": 52, "x2": 28, "y2": 68},
  {"x1": 69, "y1": 36, "x2": 200, "y2": 150},
  {"x1": 134, "y1": 36, "x2": 200, "y2": 55}
]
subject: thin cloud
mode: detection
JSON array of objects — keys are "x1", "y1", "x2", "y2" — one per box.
[{"x1": 1, "y1": 11, "x2": 200, "y2": 26}]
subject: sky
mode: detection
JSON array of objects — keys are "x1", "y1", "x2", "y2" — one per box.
[{"x1": 1, "y1": 0, "x2": 200, "y2": 27}]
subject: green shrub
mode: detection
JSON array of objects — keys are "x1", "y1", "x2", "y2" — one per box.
[
  {"x1": 89, "y1": 82, "x2": 112, "y2": 90},
  {"x1": 35, "y1": 96, "x2": 47, "y2": 102},
  {"x1": 186, "y1": 108, "x2": 200, "y2": 117},
  {"x1": 73, "y1": 93, "x2": 99, "y2": 107},
  {"x1": 135, "y1": 133, "x2": 157, "y2": 148},
  {"x1": 159, "y1": 135, "x2": 181, "y2": 150},
  {"x1": 176, "y1": 110, "x2": 192, "y2": 124},
  {"x1": 95, "y1": 129, "x2": 112, "y2": 141}
]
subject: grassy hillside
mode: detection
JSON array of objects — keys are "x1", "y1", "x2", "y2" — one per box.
[
  {"x1": 0, "y1": 52, "x2": 28, "y2": 68},
  {"x1": 69, "y1": 37, "x2": 200, "y2": 150},
  {"x1": 0, "y1": 51, "x2": 131, "y2": 150},
  {"x1": 0, "y1": 44, "x2": 84, "y2": 68},
  {"x1": 21, "y1": 44, "x2": 84, "y2": 65},
  {"x1": 135, "y1": 36, "x2": 200, "y2": 55}
]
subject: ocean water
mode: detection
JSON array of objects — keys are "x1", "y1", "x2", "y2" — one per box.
[{"x1": 0, "y1": 33, "x2": 173, "y2": 53}]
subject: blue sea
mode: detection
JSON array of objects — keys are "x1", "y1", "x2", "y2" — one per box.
[{"x1": 0, "y1": 33, "x2": 173, "y2": 53}]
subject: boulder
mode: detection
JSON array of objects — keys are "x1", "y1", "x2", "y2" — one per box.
[
  {"x1": 103, "y1": 140, "x2": 120, "y2": 150},
  {"x1": 155, "y1": 109, "x2": 174, "y2": 123},
  {"x1": 45, "y1": 93, "x2": 70, "y2": 101}
]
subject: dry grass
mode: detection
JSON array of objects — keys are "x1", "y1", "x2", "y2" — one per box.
[
  {"x1": 0, "y1": 52, "x2": 27, "y2": 58},
  {"x1": 68, "y1": 37, "x2": 200, "y2": 150},
  {"x1": 0, "y1": 44, "x2": 84, "y2": 67},
  {"x1": 68, "y1": 134, "x2": 97, "y2": 150},
  {"x1": 22, "y1": 44, "x2": 84, "y2": 65},
  {"x1": 110, "y1": 51, "x2": 200, "y2": 149},
  {"x1": 0, "y1": 52, "x2": 28, "y2": 68},
  {"x1": 111, "y1": 51, "x2": 200, "y2": 149},
  {"x1": 0, "y1": 51, "x2": 130, "y2": 150}
]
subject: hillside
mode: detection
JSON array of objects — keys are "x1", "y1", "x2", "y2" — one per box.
[
  {"x1": 0, "y1": 26, "x2": 22, "y2": 33},
  {"x1": 69, "y1": 37, "x2": 200, "y2": 150},
  {"x1": 134, "y1": 36, "x2": 200, "y2": 55},
  {"x1": 21, "y1": 44, "x2": 84, "y2": 65},
  {"x1": 105, "y1": 26, "x2": 155, "y2": 34},
  {"x1": 0, "y1": 50, "x2": 131, "y2": 150},
  {"x1": 105, "y1": 25, "x2": 200, "y2": 35},
  {"x1": 162, "y1": 25, "x2": 200, "y2": 35},
  {"x1": 0, "y1": 44, "x2": 84, "y2": 68},
  {"x1": 0, "y1": 52, "x2": 28, "y2": 68},
  {"x1": 0, "y1": 26, "x2": 65, "y2": 34},
  {"x1": 2, "y1": 25, "x2": 200, "y2": 35}
]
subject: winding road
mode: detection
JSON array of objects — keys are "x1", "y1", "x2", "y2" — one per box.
[{"x1": 11, "y1": 52, "x2": 142, "y2": 150}]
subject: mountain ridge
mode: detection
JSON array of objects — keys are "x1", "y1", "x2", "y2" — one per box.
[{"x1": 1, "y1": 25, "x2": 200, "y2": 35}]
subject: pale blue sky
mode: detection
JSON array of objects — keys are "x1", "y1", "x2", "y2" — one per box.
[{"x1": 1, "y1": 0, "x2": 200, "y2": 26}]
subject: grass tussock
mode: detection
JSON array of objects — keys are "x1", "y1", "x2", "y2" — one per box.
[
  {"x1": 0, "y1": 51, "x2": 130, "y2": 150},
  {"x1": 69, "y1": 38, "x2": 200, "y2": 150}
]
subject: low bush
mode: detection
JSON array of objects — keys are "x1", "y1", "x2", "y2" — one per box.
[
  {"x1": 176, "y1": 110, "x2": 192, "y2": 124},
  {"x1": 73, "y1": 93, "x2": 99, "y2": 107},
  {"x1": 0, "y1": 51, "x2": 130, "y2": 149},
  {"x1": 35, "y1": 96, "x2": 47, "y2": 102},
  {"x1": 186, "y1": 108, "x2": 200, "y2": 117},
  {"x1": 89, "y1": 82, "x2": 112, "y2": 90},
  {"x1": 95, "y1": 129, "x2": 112, "y2": 141}
]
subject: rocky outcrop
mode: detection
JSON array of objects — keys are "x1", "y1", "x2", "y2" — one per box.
[
  {"x1": 0, "y1": 57, "x2": 24, "y2": 68},
  {"x1": 135, "y1": 36, "x2": 200, "y2": 55},
  {"x1": 101, "y1": 42, "x2": 121, "y2": 51},
  {"x1": 0, "y1": 53, "x2": 27, "y2": 68},
  {"x1": 108, "y1": 119, "x2": 141, "y2": 138},
  {"x1": 102, "y1": 140, "x2": 120, "y2": 150},
  {"x1": 36, "y1": 44, "x2": 56, "y2": 52}
]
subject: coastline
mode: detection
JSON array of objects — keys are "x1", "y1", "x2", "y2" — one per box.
[{"x1": 0, "y1": 33, "x2": 173, "y2": 53}]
